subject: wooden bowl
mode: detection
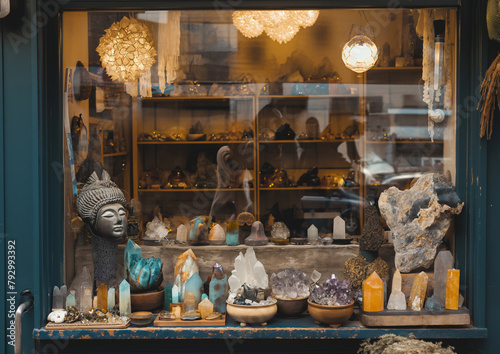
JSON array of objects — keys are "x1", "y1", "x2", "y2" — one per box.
[
  {"x1": 274, "y1": 296, "x2": 309, "y2": 317},
  {"x1": 226, "y1": 302, "x2": 277, "y2": 326},
  {"x1": 130, "y1": 288, "x2": 164, "y2": 312},
  {"x1": 307, "y1": 300, "x2": 354, "y2": 328},
  {"x1": 129, "y1": 311, "x2": 154, "y2": 326}
]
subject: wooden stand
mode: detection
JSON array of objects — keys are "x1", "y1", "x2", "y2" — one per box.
[
  {"x1": 154, "y1": 314, "x2": 226, "y2": 327},
  {"x1": 360, "y1": 308, "x2": 470, "y2": 327}
]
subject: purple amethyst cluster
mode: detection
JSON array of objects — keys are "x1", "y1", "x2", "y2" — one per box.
[{"x1": 309, "y1": 274, "x2": 353, "y2": 306}]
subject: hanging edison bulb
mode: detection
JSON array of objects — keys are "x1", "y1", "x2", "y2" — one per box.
[
  {"x1": 342, "y1": 34, "x2": 378, "y2": 73},
  {"x1": 96, "y1": 16, "x2": 157, "y2": 83}
]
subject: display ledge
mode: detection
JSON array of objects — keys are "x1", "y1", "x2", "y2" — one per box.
[
  {"x1": 366, "y1": 140, "x2": 444, "y2": 144},
  {"x1": 33, "y1": 315, "x2": 487, "y2": 340}
]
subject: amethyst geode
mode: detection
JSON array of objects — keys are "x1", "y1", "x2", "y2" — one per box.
[{"x1": 309, "y1": 275, "x2": 353, "y2": 306}]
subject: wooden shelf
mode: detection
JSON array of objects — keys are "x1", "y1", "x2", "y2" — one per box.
[
  {"x1": 367, "y1": 140, "x2": 444, "y2": 144},
  {"x1": 370, "y1": 66, "x2": 423, "y2": 71},
  {"x1": 138, "y1": 188, "x2": 253, "y2": 192},
  {"x1": 141, "y1": 96, "x2": 253, "y2": 101},
  {"x1": 260, "y1": 139, "x2": 358, "y2": 144},
  {"x1": 137, "y1": 140, "x2": 252, "y2": 145},
  {"x1": 261, "y1": 94, "x2": 359, "y2": 99},
  {"x1": 103, "y1": 152, "x2": 128, "y2": 157},
  {"x1": 259, "y1": 186, "x2": 359, "y2": 191}
]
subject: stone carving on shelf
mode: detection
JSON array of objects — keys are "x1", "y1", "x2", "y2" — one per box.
[{"x1": 378, "y1": 173, "x2": 464, "y2": 272}]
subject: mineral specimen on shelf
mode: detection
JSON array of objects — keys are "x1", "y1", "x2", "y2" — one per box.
[
  {"x1": 307, "y1": 225, "x2": 319, "y2": 245},
  {"x1": 176, "y1": 224, "x2": 188, "y2": 244},
  {"x1": 66, "y1": 294, "x2": 76, "y2": 308},
  {"x1": 52, "y1": 286, "x2": 63, "y2": 310},
  {"x1": 378, "y1": 173, "x2": 464, "y2": 272},
  {"x1": 387, "y1": 270, "x2": 406, "y2": 310},
  {"x1": 446, "y1": 269, "x2": 460, "y2": 310},
  {"x1": 47, "y1": 310, "x2": 67, "y2": 324},
  {"x1": 184, "y1": 273, "x2": 203, "y2": 312},
  {"x1": 227, "y1": 247, "x2": 269, "y2": 305},
  {"x1": 208, "y1": 224, "x2": 226, "y2": 245},
  {"x1": 333, "y1": 216, "x2": 346, "y2": 239},
  {"x1": 198, "y1": 297, "x2": 214, "y2": 319},
  {"x1": 128, "y1": 257, "x2": 163, "y2": 292},
  {"x1": 311, "y1": 270, "x2": 321, "y2": 284},
  {"x1": 271, "y1": 222, "x2": 290, "y2": 240},
  {"x1": 434, "y1": 250, "x2": 454, "y2": 307},
  {"x1": 97, "y1": 284, "x2": 108, "y2": 311},
  {"x1": 144, "y1": 216, "x2": 169, "y2": 241},
  {"x1": 60, "y1": 285, "x2": 67, "y2": 309},
  {"x1": 119, "y1": 280, "x2": 131, "y2": 317},
  {"x1": 309, "y1": 274, "x2": 353, "y2": 306},
  {"x1": 424, "y1": 294, "x2": 442, "y2": 311},
  {"x1": 172, "y1": 285, "x2": 180, "y2": 303},
  {"x1": 189, "y1": 217, "x2": 209, "y2": 245},
  {"x1": 209, "y1": 272, "x2": 229, "y2": 313},
  {"x1": 226, "y1": 220, "x2": 239, "y2": 246},
  {"x1": 271, "y1": 268, "x2": 310, "y2": 299},
  {"x1": 164, "y1": 284, "x2": 173, "y2": 310},
  {"x1": 108, "y1": 287, "x2": 115, "y2": 310},
  {"x1": 408, "y1": 271, "x2": 428, "y2": 311},
  {"x1": 343, "y1": 255, "x2": 389, "y2": 291},
  {"x1": 359, "y1": 204, "x2": 384, "y2": 251},
  {"x1": 69, "y1": 265, "x2": 93, "y2": 311},
  {"x1": 245, "y1": 221, "x2": 268, "y2": 246},
  {"x1": 124, "y1": 239, "x2": 142, "y2": 278},
  {"x1": 237, "y1": 212, "x2": 255, "y2": 244},
  {"x1": 174, "y1": 249, "x2": 199, "y2": 301},
  {"x1": 362, "y1": 272, "x2": 384, "y2": 312}
]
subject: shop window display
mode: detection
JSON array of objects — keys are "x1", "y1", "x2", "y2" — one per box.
[{"x1": 51, "y1": 8, "x2": 466, "y2": 331}]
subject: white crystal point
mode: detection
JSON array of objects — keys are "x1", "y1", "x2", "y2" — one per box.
[
  {"x1": 234, "y1": 252, "x2": 247, "y2": 285},
  {"x1": 253, "y1": 261, "x2": 268, "y2": 289},
  {"x1": 245, "y1": 247, "x2": 258, "y2": 270},
  {"x1": 392, "y1": 269, "x2": 402, "y2": 293},
  {"x1": 311, "y1": 270, "x2": 321, "y2": 283},
  {"x1": 244, "y1": 247, "x2": 258, "y2": 286},
  {"x1": 228, "y1": 275, "x2": 241, "y2": 292},
  {"x1": 387, "y1": 291, "x2": 407, "y2": 310},
  {"x1": 333, "y1": 216, "x2": 345, "y2": 239},
  {"x1": 176, "y1": 224, "x2": 188, "y2": 243},
  {"x1": 307, "y1": 225, "x2": 318, "y2": 244}
]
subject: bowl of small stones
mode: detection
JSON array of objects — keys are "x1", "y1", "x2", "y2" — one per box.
[
  {"x1": 226, "y1": 285, "x2": 277, "y2": 326},
  {"x1": 270, "y1": 268, "x2": 315, "y2": 317}
]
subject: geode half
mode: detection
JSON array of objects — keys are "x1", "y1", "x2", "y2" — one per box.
[{"x1": 378, "y1": 173, "x2": 463, "y2": 273}]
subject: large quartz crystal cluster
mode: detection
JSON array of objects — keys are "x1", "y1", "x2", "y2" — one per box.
[
  {"x1": 271, "y1": 268, "x2": 310, "y2": 299},
  {"x1": 309, "y1": 274, "x2": 353, "y2": 306},
  {"x1": 379, "y1": 173, "x2": 464, "y2": 272},
  {"x1": 227, "y1": 247, "x2": 274, "y2": 306},
  {"x1": 144, "y1": 216, "x2": 169, "y2": 241}
]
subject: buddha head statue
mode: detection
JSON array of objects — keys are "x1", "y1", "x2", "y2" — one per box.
[
  {"x1": 76, "y1": 170, "x2": 127, "y2": 281},
  {"x1": 77, "y1": 170, "x2": 127, "y2": 238}
]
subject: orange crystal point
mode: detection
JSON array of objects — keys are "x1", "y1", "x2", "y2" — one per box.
[
  {"x1": 174, "y1": 249, "x2": 198, "y2": 281},
  {"x1": 408, "y1": 271, "x2": 428, "y2": 311},
  {"x1": 362, "y1": 271, "x2": 384, "y2": 312},
  {"x1": 198, "y1": 297, "x2": 214, "y2": 319},
  {"x1": 445, "y1": 269, "x2": 460, "y2": 310},
  {"x1": 96, "y1": 284, "x2": 108, "y2": 312}
]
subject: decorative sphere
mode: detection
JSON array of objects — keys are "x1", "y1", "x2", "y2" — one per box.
[{"x1": 342, "y1": 35, "x2": 378, "y2": 73}]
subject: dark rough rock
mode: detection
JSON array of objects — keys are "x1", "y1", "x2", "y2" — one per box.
[
  {"x1": 359, "y1": 204, "x2": 384, "y2": 252},
  {"x1": 343, "y1": 254, "x2": 389, "y2": 291}
]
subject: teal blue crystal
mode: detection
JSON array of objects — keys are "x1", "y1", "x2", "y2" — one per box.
[
  {"x1": 66, "y1": 294, "x2": 75, "y2": 308},
  {"x1": 184, "y1": 273, "x2": 203, "y2": 312},
  {"x1": 124, "y1": 239, "x2": 142, "y2": 278},
  {"x1": 425, "y1": 294, "x2": 442, "y2": 312},
  {"x1": 209, "y1": 275, "x2": 228, "y2": 313},
  {"x1": 149, "y1": 258, "x2": 162, "y2": 285},
  {"x1": 128, "y1": 257, "x2": 163, "y2": 292},
  {"x1": 164, "y1": 284, "x2": 173, "y2": 310},
  {"x1": 138, "y1": 262, "x2": 151, "y2": 286},
  {"x1": 201, "y1": 293, "x2": 208, "y2": 301},
  {"x1": 226, "y1": 229, "x2": 238, "y2": 246},
  {"x1": 130, "y1": 258, "x2": 147, "y2": 280},
  {"x1": 119, "y1": 280, "x2": 131, "y2": 317},
  {"x1": 189, "y1": 218, "x2": 204, "y2": 242}
]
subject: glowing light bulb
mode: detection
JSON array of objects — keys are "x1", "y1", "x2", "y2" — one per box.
[{"x1": 342, "y1": 35, "x2": 378, "y2": 73}]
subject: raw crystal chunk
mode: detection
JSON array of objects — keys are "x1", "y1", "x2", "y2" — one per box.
[
  {"x1": 309, "y1": 274, "x2": 353, "y2": 306},
  {"x1": 333, "y1": 216, "x2": 345, "y2": 239},
  {"x1": 144, "y1": 216, "x2": 169, "y2": 241},
  {"x1": 311, "y1": 270, "x2": 321, "y2": 283},
  {"x1": 253, "y1": 262, "x2": 268, "y2": 289},
  {"x1": 164, "y1": 284, "x2": 173, "y2": 310},
  {"x1": 60, "y1": 285, "x2": 67, "y2": 309},
  {"x1": 271, "y1": 222, "x2": 290, "y2": 240},
  {"x1": 228, "y1": 275, "x2": 241, "y2": 293},
  {"x1": 66, "y1": 294, "x2": 76, "y2": 308},
  {"x1": 124, "y1": 239, "x2": 142, "y2": 278},
  {"x1": 434, "y1": 250, "x2": 454, "y2": 307},
  {"x1": 198, "y1": 297, "x2": 214, "y2": 319},
  {"x1": 245, "y1": 221, "x2": 268, "y2": 246},
  {"x1": 184, "y1": 273, "x2": 203, "y2": 311},
  {"x1": 189, "y1": 218, "x2": 208, "y2": 245},
  {"x1": 176, "y1": 224, "x2": 188, "y2": 244},
  {"x1": 52, "y1": 286, "x2": 63, "y2": 310},
  {"x1": 208, "y1": 224, "x2": 226, "y2": 245},
  {"x1": 174, "y1": 249, "x2": 199, "y2": 301},
  {"x1": 307, "y1": 225, "x2": 319, "y2": 245},
  {"x1": 108, "y1": 287, "x2": 115, "y2": 310},
  {"x1": 209, "y1": 273, "x2": 228, "y2": 313},
  {"x1": 119, "y1": 280, "x2": 131, "y2": 317},
  {"x1": 226, "y1": 221, "x2": 239, "y2": 246},
  {"x1": 387, "y1": 270, "x2": 406, "y2": 310},
  {"x1": 271, "y1": 268, "x2": 310, "y2": 299},
  {"x1": 424, "y1": 294, "x2": 442, "y2": 312},
  {"x1": 445, "y1": 269, "x2": 460, "y2": 310},
  {"x1": 97, "y1": 284, "x2": 108, "y2": 311},
  {"x1": 408, "y1": 271, "x2": 428, "y2": 311},
  {"x1": 362, "y1": 272, "x2": 384, "y2": 312}
]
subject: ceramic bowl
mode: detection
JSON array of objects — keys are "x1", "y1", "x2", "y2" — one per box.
[
  {"x1": 226, "y1": 302, "x2": 277, "y2": 326},
  {"x1": 307, "y1": 300, "x2": 354, "y2": 328},
  {"x1": 274, "y1": 295, "x2": 308, "y2": 317},
  {"x1": 271, "y1": 238, "x2": 290, "y2": 245},
  {"x1": 130, "y1": 288, "x2": 165, "y2": 312},
  {"x1": 129, "y1": 311, "x2": 154, "y2": 326}
]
